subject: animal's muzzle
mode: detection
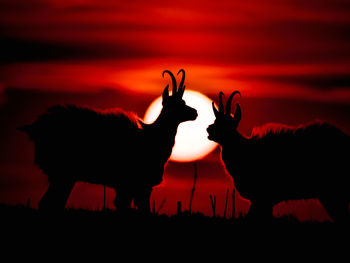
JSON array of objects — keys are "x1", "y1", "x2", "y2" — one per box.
[
  {"x1": 207, "y1": 125, "x2": 214, "y2": 140},
  {"x1": 189, "y1": 109, "x2": 198, "y2": 121},
  {"x1": 207, "y1": 125, "x2": 212, "y2": 134}
]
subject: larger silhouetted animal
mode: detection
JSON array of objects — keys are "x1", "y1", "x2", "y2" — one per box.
[
  {"x1": 207, "y1": 91, "x2": 349, "y2": 222},
  {"x1": 19, "y1": 69, "x2": 197, "y2": 213}
]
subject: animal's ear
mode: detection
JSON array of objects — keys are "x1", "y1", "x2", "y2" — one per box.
[
  {"x1": 233, "y1": 103, "x2": 241, "y2": 128},
  {"x1": 138, "y1": 120, "x2": 149, "y2": 129},
  {"x1": 162, "y1": 84, "x2": 169, "y2": 105},
  {"x1": 212, "y1": 102, "x2": 219, "y2": 118}
]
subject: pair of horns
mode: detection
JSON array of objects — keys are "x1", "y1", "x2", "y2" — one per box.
[
  {"x1": 218, "y1": 91, "x2": 241, "y2": 115},
  {"x1": 162, "y1": 69, "x2": 186, "y2": 98},
  {"x1": 213, "y1": 91, "x2": 242, "y2": 125}
]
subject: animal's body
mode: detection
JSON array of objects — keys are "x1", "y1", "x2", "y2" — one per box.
[
  {"x1": 208, "y1": 91, "x2": 349, "y2": 222},
  {"x1": 20, "y1": 70, "x2": 197, "y2": 212}
]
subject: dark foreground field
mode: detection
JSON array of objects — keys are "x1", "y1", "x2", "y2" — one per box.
[
  {"x1": 1, "y1": 204, "x2": 346, "y2": 234},
  {"x1": 1, "y1": 203, "x2": 348, "y2": 258}
]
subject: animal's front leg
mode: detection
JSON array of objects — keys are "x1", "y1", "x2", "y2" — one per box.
[
  {"x1": 134, "y1": 188, "x2": 152, "y2": 214},
  {"x1": 114, "y1": 189, "x2": 132, "y2": 214},
  {"x1": 320, "y1": 196, "x2": 349, "y2": 223},
  {"x1": 247, "y1": 201, "x2": 272, "y2": 221},
  {"x1": 39, "y1": 179, "x2": 75, "y2": 212}
]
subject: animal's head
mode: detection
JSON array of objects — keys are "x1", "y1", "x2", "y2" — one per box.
[
  {"x1": 207, "y1": 91, "x2": 241, "y2": 145},
  {"x1": 161, "y1": 69, "x2": 197, "y2": 123}
]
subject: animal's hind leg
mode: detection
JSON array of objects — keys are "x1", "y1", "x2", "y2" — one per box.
[
  {"x1": 247, "y1": 201, "x2": 272, "y2": 221},
  {"x1": 320, "y1": 197, "x2": 349, "y2": 223},
  {"x1": 114, "y1": 189, "x2": 132, "y2": 213},
  {"x1": 134, "y1": 188, "x2": 152, "y2": 214},
  {"x1": 39, "y1": 179, "x2": 75, "y2": 212}
]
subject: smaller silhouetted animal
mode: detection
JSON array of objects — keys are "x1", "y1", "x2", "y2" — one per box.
[
  {"x1": 207, "y1": 91, "x2": 349, "y2": 222},
  {"x1": 19, "y1": 69, "x2": 197, "y2": 213}
]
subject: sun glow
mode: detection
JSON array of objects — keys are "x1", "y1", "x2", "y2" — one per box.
[{"x1": 144, "y1": 90, "x2": 217, "y2": 162}]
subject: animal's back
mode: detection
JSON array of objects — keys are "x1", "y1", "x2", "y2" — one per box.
[
  {"x1": 21, "y1": 105, "x2": 142, "y2": 183},
  {"x1": 225, "y1": 121, "x2": 349, "y2": 201},
  {"x1": 250, "y1": 121, "x2": 348, "y2": 157}
]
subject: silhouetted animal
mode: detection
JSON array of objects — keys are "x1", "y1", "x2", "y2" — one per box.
[
  {"x1": 19, "y1": 69, "x2": 197, "y2": 213},
  {"x1": 207, "y1": 91, "x2": 349, "y2": 222}
]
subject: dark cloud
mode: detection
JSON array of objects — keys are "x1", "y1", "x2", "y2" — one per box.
[
  {"x1": 236, "y1": 74, "x2": 350, "y2": 90},
  {"x1": 1, "y1": 37, "x2": 85, "y2": 63},
  {"x1": 1, "y1": 0, "x2": 350, "y2": 65},
  {"x1": 0, "y1": 0, "x2": 49, "y2": 11},
  {"x1": 0, "y1": 37, "x2": 162, "y2": 63}
]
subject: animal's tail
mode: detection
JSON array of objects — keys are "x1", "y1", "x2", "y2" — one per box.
[
  {"x1": 17, "y1": 125, "x2": 31, "y2": 133},
  {"x1": 17, "y1": 125, "x2": 35, "y2": 140}
]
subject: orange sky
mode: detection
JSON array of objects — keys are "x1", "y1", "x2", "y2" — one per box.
[
  {"x1": 1, "y1": 0, "x2": 350, "y2": 101},
  {"x1": 1, "y1": 0, "x2": 349, "y2": 220}
]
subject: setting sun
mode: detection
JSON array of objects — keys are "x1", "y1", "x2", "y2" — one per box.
[{"x1": 144, "y1": 90, "x2": 217, "y2": 162}]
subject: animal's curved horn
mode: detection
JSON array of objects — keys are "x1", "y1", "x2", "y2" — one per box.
[
  {"x1": 226, "y1": 91, "x2": 241, "y2": 115},
  {"x1": 233, "y1": 103, "x2": 242, "y2": 127},
  {"x1": 177, "y1": 69, "x2": 185, "y2": 98},
  {"x1": 219, "y1": 92, "x2": 225, "y2": 113},
  {"x1": 212, "y1": 102, "x2": 219, "y2": 118},
  {"x1": 162, "y1": 70, "x2": 177, "y2": 96}
]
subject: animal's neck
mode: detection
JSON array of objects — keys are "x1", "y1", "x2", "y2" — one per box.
[
  {"x1": 144, "y1": 109, "x2": 180, "y2": 161},
  {"x1": 220, "y1": 131, "x2": 250, "y2": 171},
  {"x1": 221, "y1": 130, "x2": 249, "y2": 150},
  {"x1": 151, "y1": 109, "x2": 179, "y2": 137}
]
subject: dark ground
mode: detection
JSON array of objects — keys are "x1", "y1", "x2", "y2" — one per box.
[
  {"x1": 0, "y1": 204, "x2": 347, "y2": 235},
  {"x1": 0, "y1": 203, "x2": 348, "y2": 260}
]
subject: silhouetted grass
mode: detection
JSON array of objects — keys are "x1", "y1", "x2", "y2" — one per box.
[
  {"x1": 2, "y1": 203, "x2": 347, "y2": 257},
  {"x1": 1, "y1": 204, "x2": 345, "y2": 261},
  {"x1": 0, "y1": 203, "x2": 338, "y2": 232}
]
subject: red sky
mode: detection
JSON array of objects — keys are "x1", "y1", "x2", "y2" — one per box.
[{"x1": 1, "y1": 0, "x2": 349, "y2": 221}]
